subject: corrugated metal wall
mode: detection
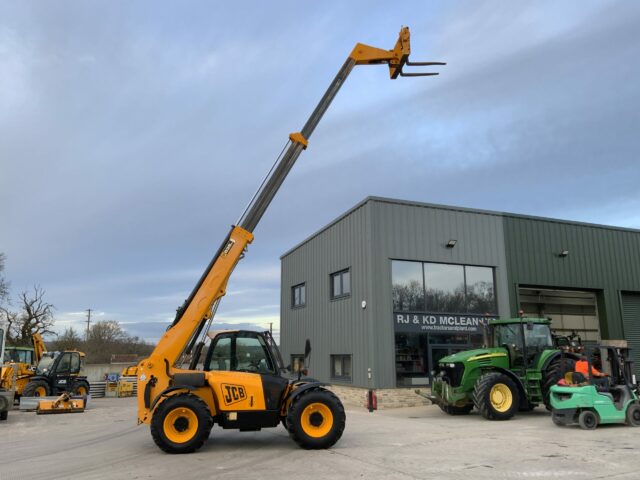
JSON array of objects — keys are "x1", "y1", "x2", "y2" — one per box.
[
  {"x1": 620, "y1": 292, "x2": 640, "y2": 378},
  {"x1": 280, "y1": 202, "x2": 373, "y2": 388},
  {"x1": 369, "y1": 199, "x2": 511, "y2": 388},
  {"x1": 503, "y1": 216, "x2": 640, "y2": 340}
]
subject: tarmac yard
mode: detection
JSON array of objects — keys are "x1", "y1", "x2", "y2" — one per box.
[{"x1": 1, "y1": 397, "x2": 639, "y2": 480}]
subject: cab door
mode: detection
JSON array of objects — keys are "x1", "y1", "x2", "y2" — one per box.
[
  {"x1": 52, "y1": 352, "x2": 81, "y2": 393},
  {"x1": 206, "y1": 332, "x2": 289, "y2": 411}
]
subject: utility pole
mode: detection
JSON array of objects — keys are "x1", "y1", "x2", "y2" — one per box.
[
  {"x1": 86, "y1": 309, "x2": 92, "y2": 341},
  {"x1": 269, "y1": 322, "x2": 273, "y2": 335}
]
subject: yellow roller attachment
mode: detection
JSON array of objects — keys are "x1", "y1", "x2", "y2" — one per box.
[
  {"x1": 37, "y1": 393, "x2": 85, "y2": 415},
  {"x1": 301, "y1": 402, "x2": 334, "y2": 438}
]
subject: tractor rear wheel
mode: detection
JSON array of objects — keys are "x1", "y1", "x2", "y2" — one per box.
[
  {"x1": 150, "y1": 394, "x2": 213, "y2": 454},
  {"x1": 287, "y1": 388, "x2": 345, "y2": 449},
  {"x1": 542, "y1": 356, "x2": 575, "y2": 410},
  {"x1": 626, "y1": 404, "x2": 640, "y2": 426},
  {"x1": 473, "y1": 372, "x2": 520, "y2": 420},
  {"x1": 22, "y1": 380, "x2": 50, "y2": 397},
  {"x1": 439, "y1": 403, "x2": 473, "y2": 415},
  {"x1": 0, "y1": 411, "x2": 7, "y2": 421},
  {"x1": 578, "y1": 410, "x2": 598, "y2": 430}
]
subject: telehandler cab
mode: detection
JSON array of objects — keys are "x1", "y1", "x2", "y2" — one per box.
[
  {"x1": 22, "y1": 349, "x2": 90, "y2": 398},
  {"x1": 136, "y1": 27, "x2": 444, "y2": 454}
]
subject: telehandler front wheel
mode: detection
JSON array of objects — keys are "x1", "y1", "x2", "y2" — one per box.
[
  {"x1": 150, "y1": 394, "x2": 213, "y2": 454},
  {"x1": 287, "y1": 388, "x2": 345, "y2": 449},
  {"x1": 22, "y1": 380, "x2": 50, "y2": 397},
  {"x1": 73, "y1": 380, "x2": 90, "y2": 396},
  {"x1": 473, "y1": 372, "x2": 520, "y2": 420}
]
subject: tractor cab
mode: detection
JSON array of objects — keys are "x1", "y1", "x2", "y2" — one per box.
[{"x1": 484, "y1": 318, "x2": 555, "y2": 371}]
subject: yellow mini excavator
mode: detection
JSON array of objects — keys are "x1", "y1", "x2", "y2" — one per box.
[{"x1": 136, "y1": 27, "x2": 444, "y2": 454}]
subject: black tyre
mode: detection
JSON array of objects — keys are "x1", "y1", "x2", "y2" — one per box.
[
  {"x1": 626, "y1": 403, "x2": 640, "y2": 427},
  {"x1": 473, "y1": 372, "x2": 520, "y2": 420},
  {"x1": 551, "y1": 412, "x2": 566, "y2": 426},
  {"x1": 578, "y1": 410, "x2": 598, "y2": 430},
  {"x1": 22, "y1": 379, "x2": 50, "y2": 397},
  {"x1": 0, "y1": 411, "x2": 7, "y2": 421},
  {"x1": 542, "y1": 356, "x2": 575, "y2": 410},
  {"x1": 439, "y1": 403, "x2": 473, "y2": 415},
  {"x1": 150, "y1": 394, "x2": 213, "y2": 454},
  {"x1": 73, "y1": 380, "x2": 90, "y2": 396},
  {"x1": 286, "y1": 388, "x2": 345, "y2": 449}
]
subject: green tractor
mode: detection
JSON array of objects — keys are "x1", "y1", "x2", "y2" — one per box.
[
  {"x1": 550, "y1": 342, "x2": 640, "y2": 429},
  {"x1": 430, "y1": 317, "x2": 579, "y2": 420}
]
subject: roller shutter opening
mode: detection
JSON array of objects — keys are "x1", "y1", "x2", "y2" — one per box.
[{"x1": 621, "y1": 292, "x2": 640, "y2": 378}]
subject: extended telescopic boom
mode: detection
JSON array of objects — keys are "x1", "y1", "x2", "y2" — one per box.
[{"x1": 146, "y1": 27, "x2": 444, "y2": 374}]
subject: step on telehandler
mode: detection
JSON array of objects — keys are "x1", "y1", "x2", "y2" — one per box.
[
  {"x1": 136, "y1": 27, "x2": 445, "y2": 454},
  {"x1": 550, "y1": 341, "x2": 640, "y2": 429}
]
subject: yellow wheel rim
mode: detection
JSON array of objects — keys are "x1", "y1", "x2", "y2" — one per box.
[
  {"x1": 35, "y1": 386, "x2": 47, "y2": 397},
  {"x1": 301, "y1": 402, "x2": 333, "y2": 438},
  {"x1": 77, "y1": 386, "x2": 87, "y2": 395},
  {"x1": 163, "y1": 407, "x2": 199, "y2": 444},
  {"x1": 490, "y1": 383, "x2": 513, "y2": 412}
]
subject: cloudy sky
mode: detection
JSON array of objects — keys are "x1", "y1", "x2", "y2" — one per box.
[{"x1": 1, "y1": 1, "x2": 639, "y2": 342}]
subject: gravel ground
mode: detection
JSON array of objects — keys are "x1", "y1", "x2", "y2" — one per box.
[{"x1": 0, "y1": 397, "x2": 639, "y2": 480}]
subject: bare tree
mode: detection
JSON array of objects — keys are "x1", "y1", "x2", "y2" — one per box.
[
  {"x1": 49, "y1": 327, "x2": 83, "y2": 351},
  {"x1": 4, "y1": 286, "x2": 55, "y2": 345},
  {"x1": 0, "y1": 253, "x2": 9, "y2": 306}
]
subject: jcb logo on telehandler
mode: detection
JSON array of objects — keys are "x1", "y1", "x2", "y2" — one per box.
[{"x1": 222, "y1": 384, "x2": 247, "y2": 405}]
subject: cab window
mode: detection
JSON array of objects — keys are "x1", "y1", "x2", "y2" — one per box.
[
  {"x1": 206, "y1": 334, "x2": 275, "y2": 374},
  {"x1": 56, "y1": 353, "x2": 72, "y2": 373},
  {"x1": 70, "y1": 353, "x2": 81, "y2": 373}
]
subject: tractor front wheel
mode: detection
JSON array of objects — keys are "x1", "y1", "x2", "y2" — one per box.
[
  {"x1": 439, "y1": 403, "x2": 473, "y2": 415},
  {"x1": 578, "y1": 410, "x2": 598, "y2": 430},
  {"x1": 150, "y1": 394, "x2": 213, "y2": 454},
  {"x1": 473, "y1": 372, "x2": 520, "y2": 420},
  {"x1": 22, "y1": 380, "x2": 50, "y2": 397},
  {"x1": 626, "y1": 404, "x2": 640, "y2": 427},
  {"x1": 286, "y1": 388, "x2": 345, "y2": 449}
]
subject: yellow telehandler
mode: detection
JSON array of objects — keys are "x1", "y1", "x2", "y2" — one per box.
[{"x1": 136, "y1": 27, "x2": 444, "y2": 454}]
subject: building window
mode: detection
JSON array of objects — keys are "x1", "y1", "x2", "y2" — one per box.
[
  {"x1": 392, "y1": 260, "x2": 425, "y2": 312},
  {"x1": 331, "y1": 269, "x2": 351, "y2": 299},
  {"x1": 330, "y1": 354, "x2": 352, "y2": 381},
  {"x1": 424, "y1": 263, "x2": 466, "y2": 313},
  {"x1": 291, "y1": 283, "x2": 306, "y2": 308},
  {"x1": 391, "y1": 260, "x2": 496, "y2": 314}
]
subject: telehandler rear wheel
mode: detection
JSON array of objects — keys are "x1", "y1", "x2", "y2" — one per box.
[
  {"x1": 73, "y1": 380, "x2": 90, "y2": 396},
  {"x1": 473, "y1": 372, "x2": 519, "y2": 420},
  {"x1": 150, "y1": 394, "x2": 213, "y2": 454},
  {"x1": 287, "y1": 388, "x2": 345, "y2": 449},
  {"x1": 22, "y1": 380, "x2": 50, "y2": 397}
]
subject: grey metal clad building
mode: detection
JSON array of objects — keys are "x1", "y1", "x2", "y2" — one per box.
[{"x1": 280, "y1": 197, "x2": 640, "y2": 390}]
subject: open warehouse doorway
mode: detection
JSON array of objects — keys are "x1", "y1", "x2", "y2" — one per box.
[{"x1": 518, "y1": 287, "x2": 601, "y2": 346}]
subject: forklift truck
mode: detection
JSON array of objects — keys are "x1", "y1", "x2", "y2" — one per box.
[{"x1": 550, "y1": 341, "x2": 640, "y2": 429}]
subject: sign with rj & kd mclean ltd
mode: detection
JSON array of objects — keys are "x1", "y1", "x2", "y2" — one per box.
[{"x1": 394, "y1": 313, "x2": 495, "y2": 334}]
